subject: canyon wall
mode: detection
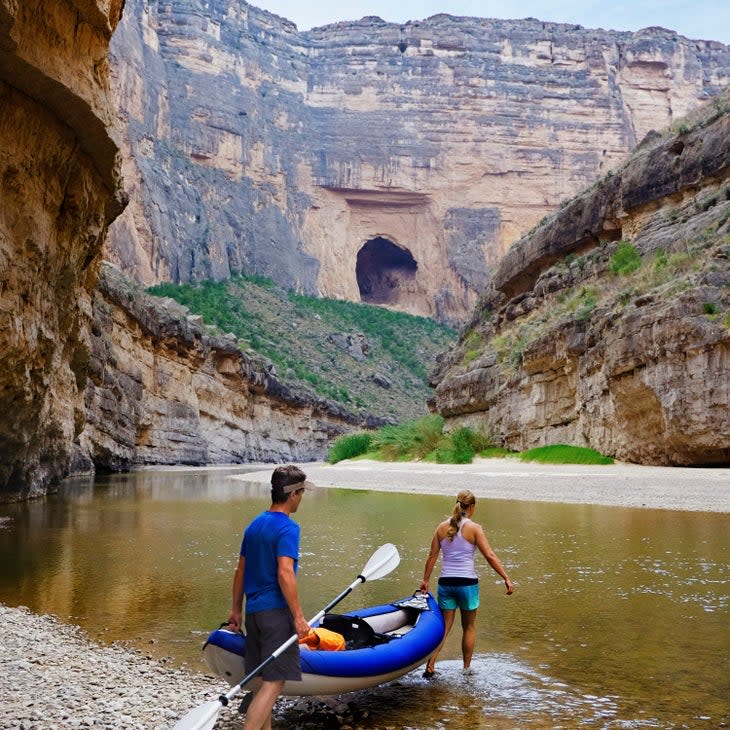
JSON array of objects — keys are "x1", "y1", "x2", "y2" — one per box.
[
  {"x1": 107, "y1": 0, "x2": 730, "y2": 323},
  {"x1": 0, "y1": 0, "x2": 126, "y2": 500},
  {"x1": 430, "y1": 96, "x2": 730, "y2": 465},
  {"x1": 76, "y1": 264, "x2": 359, "y2": 472},
  {"x1": 0, "y1": 1, "x2": 371, "y2": 502}
]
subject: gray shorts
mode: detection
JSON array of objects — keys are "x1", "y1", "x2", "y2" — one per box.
[{"x1": 244, "y1": 608, "x2": 301, "y2": 682}]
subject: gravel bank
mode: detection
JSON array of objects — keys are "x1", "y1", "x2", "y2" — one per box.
[{"x1": 0, "y1": 604, "x2": 238, "y2": 730}]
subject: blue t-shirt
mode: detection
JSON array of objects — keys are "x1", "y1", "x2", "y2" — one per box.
[{"x1": 240, "y1": 510, "x2": 300, "y2": 613}]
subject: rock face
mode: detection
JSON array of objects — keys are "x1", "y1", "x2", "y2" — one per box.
[
  {"x1": 0, "y1": 0, "x2": 126, "y2": 500},
  {"x1": 0, "y1": 1, "x2": 380, "y2": 502},
  {"x1": 429, "y1": 97, "x2": 730, "y2": 465},
  {"x1": 76, "y1": 264, "x2": 361, "y2": 471},
  {"x1": 107, "y1": 0, "x2": 730, "y2": 324}
]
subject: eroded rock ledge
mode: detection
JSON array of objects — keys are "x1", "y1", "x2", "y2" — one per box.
[
  {"x1": 75, "y1": 263, "x2": 368, "y2": 473},
  {"x1": 430, "y1": 98, "x2": 730, "y2": 466}
]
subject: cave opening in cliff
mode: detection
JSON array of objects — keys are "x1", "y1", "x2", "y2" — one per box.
[{"x1": 356, "y1": 237, "x2": 418, "y2": 305}]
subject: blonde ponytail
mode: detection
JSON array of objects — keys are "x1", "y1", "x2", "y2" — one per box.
[{"x1": 446, "y1": 489, "x2": 475, "y2": 541}]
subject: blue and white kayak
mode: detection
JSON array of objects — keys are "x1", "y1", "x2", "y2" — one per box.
[{"x1": 203, "y1": 593, "x2": 444, "y2": 696}]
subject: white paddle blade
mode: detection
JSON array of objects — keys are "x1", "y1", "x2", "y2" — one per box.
[
  {"x1": 360, "y1": 543, "x2": 400, "y2": 582},
  {"x1": 171, "y1": 698, "x2": 222, "y2": 730}
]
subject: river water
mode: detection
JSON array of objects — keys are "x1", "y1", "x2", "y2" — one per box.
[{"x1": 0, "y1": 467, "x2": 728, "y2": 729}]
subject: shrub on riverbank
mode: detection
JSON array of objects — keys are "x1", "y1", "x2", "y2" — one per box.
[
  {"x1": 327, "y1": 432, "x2": 374, "y2": 463},
  {"x1": 328, "y1": 421, "x2": 614, "y2": 465}
]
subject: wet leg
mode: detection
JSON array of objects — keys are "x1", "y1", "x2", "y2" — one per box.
[
  {"x1": 425, "y1": 608, "x2": 455, "y2": 676},
  {"x1": 460, "y1": 608, "x2": 477, "y2": 670}
]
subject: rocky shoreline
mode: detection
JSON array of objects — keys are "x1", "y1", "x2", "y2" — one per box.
[
  {"x1": 0, "y1": 602, "x2": 361, "y2": 730},
  {"x1": 0, "y1": 604, "x2": 233, "y2": 730}
]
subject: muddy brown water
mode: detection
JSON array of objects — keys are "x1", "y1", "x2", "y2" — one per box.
[{"x1": 1, "y1": 467, "x2": 728, "y2": 728}]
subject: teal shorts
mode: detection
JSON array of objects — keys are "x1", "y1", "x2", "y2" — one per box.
[{"x1": 437, "y1": 581, "x2": 480, "y2": 611}]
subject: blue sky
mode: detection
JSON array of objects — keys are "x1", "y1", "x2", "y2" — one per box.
[{"x1": 251, "y1": 0, "x2": 730, "y2": 45}]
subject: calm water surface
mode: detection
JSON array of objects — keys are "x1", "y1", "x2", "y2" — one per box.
[{"x1": 1, "y1": 467, "x2": 728, "y2": 729}]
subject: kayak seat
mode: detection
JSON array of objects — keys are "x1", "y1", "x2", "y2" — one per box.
[{"x1": 320, "y1": 613, "x2": 393, "y2": 650}]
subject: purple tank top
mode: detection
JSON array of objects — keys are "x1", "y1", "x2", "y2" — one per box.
[{"x1": 440, "y1": 518, "x2": 477, "y2": 579}]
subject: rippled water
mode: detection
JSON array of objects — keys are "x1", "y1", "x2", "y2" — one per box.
[{"x1": 1, "y1": 467, "x2": 728, "y2": 728}]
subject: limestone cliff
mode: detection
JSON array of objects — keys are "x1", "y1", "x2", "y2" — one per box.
[
  {"x1": 430, "y1": 96, "x2": 730, "y2": 465},
  {"x1": 76, "y1": 264, "x2": 362, "y2": 471},
  {"x1": 0, "y1": 1, "x2": 380, "y2": 503},
  {"x1": 107, "y1": 0, "x2": 730, "y2": 324},
  {"x1": 0, "y1": 0, "x2": 125, "y2": 500}
]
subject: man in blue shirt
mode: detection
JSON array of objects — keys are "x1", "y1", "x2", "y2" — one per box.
[{"x1": 227, "y1": 465, "x2": 315, "y2": 729}]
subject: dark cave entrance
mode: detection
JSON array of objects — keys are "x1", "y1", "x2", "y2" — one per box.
[{"x1": 356, "y1": 237, "x2": 418, "y2": 305}]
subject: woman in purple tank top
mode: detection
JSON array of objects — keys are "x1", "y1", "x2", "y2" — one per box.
[{"x1": 419, "y1": 489, "x2": 513, "y2": 678}]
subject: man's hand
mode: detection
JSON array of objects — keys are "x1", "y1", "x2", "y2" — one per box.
[
  {"x1": 227, "y1": 609, "x2": 243, "y2": 632},
  {"x1": 294, "y1": 615, "x2": 311, "y2": 640}
]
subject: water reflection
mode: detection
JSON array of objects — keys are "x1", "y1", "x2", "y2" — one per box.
[{"x1": 0, "y1": 468, "x2": 728, "y2": 729}]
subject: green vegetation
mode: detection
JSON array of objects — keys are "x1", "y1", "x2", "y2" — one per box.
[
  {"x1": 370, "y1": 414, "x2": 447, "y2": 461},
  {"x1": 566, "y1": 286, "x2": 598, "y2": 321},
  {"x1": 479, "y1": 446, "x2": 516, "y2": 459},
  {"x1": 426, "y1": 426, "x2": 492, "y2": 464},
  {"x1": 609, "y1": 241, "x2": 642, "y2": 276},
  {"x1": 519, "y1": 444, "x2": 614, "y2": 465},
  {"x1": 147, "y1": 275, "x2": 455, "y2": 422},
  {"x1": 326, "y1": 432, "x2": 374, "y2": 464},
  {"x1": 461, "y1": 330, "x2": 486, "y2": 365},
  {"x1": 328, "y1": 414, "x2": 490, "y2": 464},
  {"x1": 327, "y1": 417, "x2": 613, "y2": 466},
  {"x1": 489, "y1": 327, "x2": 531, "y2": 376}
]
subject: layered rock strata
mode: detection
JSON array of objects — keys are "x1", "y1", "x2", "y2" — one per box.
[
  {"x1": 0, "y1": 2, "x2": 375, "y2": 502},
  {"x1": 430, "y1": 98, "x2": 730, "y2": 465},
  {"x1": 0, "y1": 0, "x2": 125, "y2": 500},
  {"x1": 108, "y1": 0, "x2": 730, "y2": 324},
  {"x1": 77, "y1": 264, "x2": 362, "y2": 471}
]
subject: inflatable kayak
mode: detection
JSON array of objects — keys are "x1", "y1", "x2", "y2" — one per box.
[{"x1": 203, "y1": 592, "x2": 444, "y2": 696}]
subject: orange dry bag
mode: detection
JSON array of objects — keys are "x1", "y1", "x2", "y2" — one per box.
[{"x1": 298, "y1": 627, "x2": 346, "y2": 651}]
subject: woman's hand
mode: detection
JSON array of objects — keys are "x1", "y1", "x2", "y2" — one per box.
[{"x1": 504, "y1": 578, "x2": 514, "y2": 595}]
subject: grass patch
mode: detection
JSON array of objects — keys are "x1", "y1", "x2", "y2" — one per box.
[
  {"x1": 327, "y1": 415, "x2": 493, "y2": 464},
  {"x1": 326, "y1": 432, "x2": 373, "y2": 464},
  {"x1": 369, "y1": 415, "x2": 446, "y2": 461},
  {"x1": 479, "y1": 447, "x2": 518, "y2": 458},
  {"x1": 609, "y1": 241, "x2": 642, "y2": 276},
  {"x1": 425, "y1": 427, "x2": 492, "y2": 464},
  {"x1": 519, "y1": 444, "x2": 614, "y2": 465},
  {"x1": 461, "y1": 330, "x2": 486, "y2": 366}
]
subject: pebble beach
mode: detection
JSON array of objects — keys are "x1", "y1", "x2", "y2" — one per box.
[
  {"x1": 0, "y1": 603, "x2": 227, "y2": 730},
  {"x1": 2, "y1": 459, "x2": 728, "y2": 729}
]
